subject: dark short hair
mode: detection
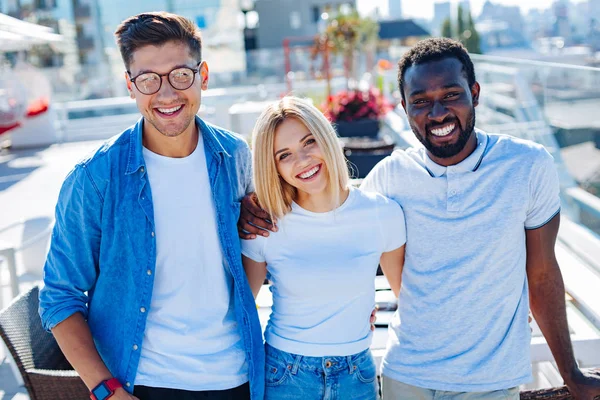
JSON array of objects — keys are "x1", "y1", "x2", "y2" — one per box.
[
  {"x1": 397, "y1": 38, "x2": 476, "y2": 101},
  {"x1": 115, "y1": 12, "x2": 202, "y2": 70}
]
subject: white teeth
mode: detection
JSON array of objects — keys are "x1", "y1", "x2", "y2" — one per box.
[
  {"x1": 157, "y1": 105, "x2": 182, "y2": 114},
  {"x1": 299, "y1": 165, "x2": 320, "y2": 179},
  {"x1": 431, "y1": 123, "x2": 455, "y2": 136}
]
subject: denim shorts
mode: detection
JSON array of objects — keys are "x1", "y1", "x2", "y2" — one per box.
[{"x1": 264, "y1": 343, "x2": 378, "y2": 400}]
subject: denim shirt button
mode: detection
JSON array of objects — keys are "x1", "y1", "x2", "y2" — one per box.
[
  {"x1": 140, "y1": 167, "x2": 144, "y2": 173},
  {"x1": 147, "y1": 269, "x2": 152, "y2": 275},
  {"x1": 140, "y1": 307, "x2": 146, "y2": 313},
  {"x1": 151, "y1": 231, "x2": 155, "y2": 237},
  {"x1": 126, "y1": 382, "x2": 131, "y2": 387},
  {"x1": 132, "y1": 344, "x2": 138, "y2": 351}
]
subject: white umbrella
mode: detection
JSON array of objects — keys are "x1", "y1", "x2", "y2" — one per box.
[
  {"x1": 0, "y1": 30, "x2": 39, "y2": 52},
  {"x1": 0, "y1": 12, "x2": 64, "y2": 52}
]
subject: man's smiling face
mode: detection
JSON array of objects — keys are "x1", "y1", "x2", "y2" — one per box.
[
  {"x1": 126, "y1": 40, "x2": 208, "y2": 139},
  {"x1": 401, "y1": 57, "x2": 480, "y2": 166}
]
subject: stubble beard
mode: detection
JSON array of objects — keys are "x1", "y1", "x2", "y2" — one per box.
[{"x1": 410, "y1": 110, "x2": 476, "y2": 159}]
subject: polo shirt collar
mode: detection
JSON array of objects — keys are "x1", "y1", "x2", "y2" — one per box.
[{"x1": 424, "y1": 129, "x2": 488, "y2": 177}]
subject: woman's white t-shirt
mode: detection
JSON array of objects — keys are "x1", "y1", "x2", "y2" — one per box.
[{"x1": 242, "y1": 186, "x2": 406, "y2": 356}]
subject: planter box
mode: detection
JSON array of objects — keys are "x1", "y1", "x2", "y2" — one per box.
[
  {"x1": 335, "y1": 118, "x2": 379, "y2": 138},
  {"x1": 341, "y1": 135, "x2": 395, "y2": 178},
  {"x1": 345, "y1": 150, "x2": 392, "y2": 179},
  {"x1": 340, "y1": 137, "x2": 395, "y2": 153}
]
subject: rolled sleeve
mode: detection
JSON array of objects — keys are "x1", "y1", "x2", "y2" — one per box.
[{"x1": 39, "y1": 164, "x2": 103, "y2": 331}]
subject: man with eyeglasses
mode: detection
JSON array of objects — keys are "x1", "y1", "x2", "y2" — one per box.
[{"x1": 39, "y1": 12, "x2": 263, "y2": 400}]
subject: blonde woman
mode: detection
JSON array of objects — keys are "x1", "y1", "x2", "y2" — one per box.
[{"x1": 241, "y1": 96, "x2": 406, "y2": 400}]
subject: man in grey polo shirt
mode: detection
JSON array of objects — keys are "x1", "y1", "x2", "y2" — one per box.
[
  {"x1": 359, "y1": 38, "x2": 600, "y2": 400},
  {"x1": 238, "y1": 38, "x2": 600, "y2": 399}
]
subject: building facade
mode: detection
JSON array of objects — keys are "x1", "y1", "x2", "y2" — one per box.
[
  {"x1": 388, "y1": 0, "x2": 401, "y2": 20},
  {"x1": 253, "y1": 0, "x2": 356, "y2": 49}
]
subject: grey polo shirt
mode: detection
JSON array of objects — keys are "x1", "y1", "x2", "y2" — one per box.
[{"x1": 361, "y1": 129, "x2": 561, "y2": 391}]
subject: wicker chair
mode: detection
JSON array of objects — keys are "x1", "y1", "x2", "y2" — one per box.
[{"x1": 0, "y1": 285, "x2": 89, "y2": 399}]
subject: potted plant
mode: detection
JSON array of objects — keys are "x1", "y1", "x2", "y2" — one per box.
[
  {"x1": 309, "y1": 7, "x2": 379, "y2": 101},
  {"x1": 318, "y1": 8, "x2": 379, "y2": 85},
  {"x1": 323, "y1": 87, "x2": 391, "y2": 138}
]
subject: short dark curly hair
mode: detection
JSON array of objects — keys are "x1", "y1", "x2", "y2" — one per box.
[{"x1": 397, "y1": 38, "x2": 476, "y2": 101}]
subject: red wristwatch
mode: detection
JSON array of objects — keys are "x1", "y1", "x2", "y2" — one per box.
[{"x1": 90, "y1": 378, "x2": 123, "y2": 400}]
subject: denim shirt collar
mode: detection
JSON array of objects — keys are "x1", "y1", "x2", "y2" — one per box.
[{"x1": 125, "y1": 115, "x2": 231, "y2": 175}]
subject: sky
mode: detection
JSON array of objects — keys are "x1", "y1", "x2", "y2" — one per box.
[{"x1": 356, "y1": 0, "x2": 584, "y2": 20}]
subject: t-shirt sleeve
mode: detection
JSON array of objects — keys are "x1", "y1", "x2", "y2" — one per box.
[
  {"x1": 378, "y1": 196, "x2": 407, "y2": 252},
  {"x1": 361, "y1": 155, "x2": 391, "y2": 197},
  {"x1": 525, "y1": 148, "x2": 561, "y2": 230},
  {"x1": 241, "y1": 235, "x2": 267, "y2": 262}
]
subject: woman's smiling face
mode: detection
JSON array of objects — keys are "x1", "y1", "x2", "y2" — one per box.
[{"x1": 273, "y1": 117, "x2": 329, "y2": 200}]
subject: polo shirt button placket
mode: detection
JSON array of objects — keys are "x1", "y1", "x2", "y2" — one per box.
[{"x1": 447, "y1": 174, "x2": 460, "y2": 212}]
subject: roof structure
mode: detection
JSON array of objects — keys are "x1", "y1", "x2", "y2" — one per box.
[
  {"x1": 0, "y1": 13, "x2": 64, "y2": 52},
  {"x1": 378, "y1": 19, "x2": 430, "y2": 41}
]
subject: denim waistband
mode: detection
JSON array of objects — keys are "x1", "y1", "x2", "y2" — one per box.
[{"x1": 264, "y1": 343, "x2": 371, "y2": 375}]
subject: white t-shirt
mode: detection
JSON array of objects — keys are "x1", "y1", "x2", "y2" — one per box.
[
  {"x1": 135, "y1": 134, "x2": 248, "y2": 390},
  {"x1": 361, "y1": 130, "x2": 561, "y2": 391},
  {"x1": 242, "y1": 186, "x2": 406, "y2": 356}
]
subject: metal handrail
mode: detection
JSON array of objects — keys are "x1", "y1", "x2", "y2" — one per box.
[{"x1": 470, "y1": 53, "x2": 600, "y2": 73}]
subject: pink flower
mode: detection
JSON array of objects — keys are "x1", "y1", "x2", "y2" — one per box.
[{"x1": 322, "y1": 87, "x2": 392, "y2": 122}]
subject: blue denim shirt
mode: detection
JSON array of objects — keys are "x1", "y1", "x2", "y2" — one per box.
[{"x1": 39, "y1": 116, "x2": 265, "y2": 399}]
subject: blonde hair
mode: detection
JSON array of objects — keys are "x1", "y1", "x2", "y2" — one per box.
[{"x1": 251, "y1": 96, "x2": 349, "y2": 219}]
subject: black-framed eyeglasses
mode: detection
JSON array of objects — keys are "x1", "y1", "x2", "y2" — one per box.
[{"x1": 128, "y1": 62, "x2": 201, "y2": 95}]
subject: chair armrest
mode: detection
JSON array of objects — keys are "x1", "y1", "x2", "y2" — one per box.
[
  {"x1": 17, "y1": 223, "x2": 53, "y2": 251},
  {"x1": 520, "y1": 386, "x2": 571, "y2": 400},
  {"x1": 27, "y1": 368, "x2": 81, "y2": 378},
  {"x1": 0, "y1": 221, "x2": 24, "y2": 236},
  {"x1": 26, "y1": 368, "x2": 90, "y2": 399}
]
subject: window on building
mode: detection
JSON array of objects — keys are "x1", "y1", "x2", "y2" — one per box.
[
  {"x1": 312, "y1": 6, "x2": 320, "y2": 23},
  {"x1": 290, "y1": 11, "x2": 301, "y2": 30},
  {"x1": 246, "y1": 10, "x2": 259, "y2": 29}
]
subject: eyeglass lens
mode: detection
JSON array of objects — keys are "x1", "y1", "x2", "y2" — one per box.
[{"x1": 134, "y1": 67, "x2": 196, "y2": 94}]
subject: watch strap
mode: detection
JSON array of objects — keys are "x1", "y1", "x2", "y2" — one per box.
[
  {"x1": 105, "y1": 378, "x2": 122, "y2": 392},
  {"x1": 90, "y1": 378, "x2": 123, "y2": 400}
]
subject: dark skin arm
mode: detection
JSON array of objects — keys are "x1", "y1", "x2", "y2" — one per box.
[
  {"x1": 526, "y1": 213, "x2": 600, "y2": 400},
  {"x1": 238, "y1": 192, "x2": 277, "y2": 239}
]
